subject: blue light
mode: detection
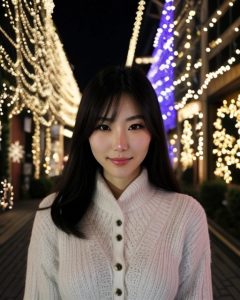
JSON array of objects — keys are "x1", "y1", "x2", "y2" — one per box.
[{"x1": 147, "y1": 0, "x2": 176, "y2": 132}]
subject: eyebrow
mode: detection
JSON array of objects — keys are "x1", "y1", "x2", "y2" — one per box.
[
  {"x1": 97, "y1": 114, "x2": 144, "y2": 122},
  {"x1": 126, "y1": 114, "x2": 144, "y2": 121}
]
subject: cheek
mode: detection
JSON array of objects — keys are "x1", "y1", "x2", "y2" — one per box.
[
  {"x1": 132, "y1": 134, "x2": 151, "y2": 151},
  {"x1": 89, "y1": 134, "x2": 108, "y2": 154}
]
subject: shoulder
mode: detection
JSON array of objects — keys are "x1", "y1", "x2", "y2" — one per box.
[
  {"x1": 156, "y1": 189, "x2": 204, "y2": 210},
  {"x1": 175, "y1": 192, "x2": 206, "y2": 215},
  {"x1": 29, "y1": 194, "x2": 59, "y2": 254},
  {"x1": 181, "y1": 193, "x2": 207, "y2": 220},
  {"x1": 32, "y1": 193, "x2": 58, "y2": 235},
  {"x1": 171, "y1": 193, "x2": 209, "y2": 241},
  {"x1": 154, "y1": 189, "x2": 207, "y2": 224},
  {"x1": 39, "y1": 192, "x2": 57, "y2": 208},
  {"x1": 175, "y1": 192, "x2": 207, "y2": 223}
]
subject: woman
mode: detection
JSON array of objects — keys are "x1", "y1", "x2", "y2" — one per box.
[{"x1": 24, "y1": 66, "x2": 212, "y2": 299}]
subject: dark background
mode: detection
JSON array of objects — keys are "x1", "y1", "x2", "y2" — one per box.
[
  {"x1": 52, "y1": 0, "x2": 160, "y2": 90},
  {"x1": 53, "y1": 0, "x2": 140, "y2": 90}
]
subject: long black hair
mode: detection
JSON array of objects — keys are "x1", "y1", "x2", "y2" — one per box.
[{"x1": 50, "y1": 65, "x2": 180, "y2": 237}]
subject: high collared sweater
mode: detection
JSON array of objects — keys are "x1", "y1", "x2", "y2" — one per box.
[{"x1": 24, "y1": 170, "x2": 213, "y2": 300}]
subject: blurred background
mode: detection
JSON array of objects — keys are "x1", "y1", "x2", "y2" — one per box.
[{"x1": 0, "y1": 0, "x2": 240, "y2": 299}]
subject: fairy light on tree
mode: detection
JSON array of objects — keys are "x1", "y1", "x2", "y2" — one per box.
[
  {"x1": 213, "y1": 95, "x2": 240, "y2": 183},
  {"x1": 180, "y1": 120, "x2": 195, "y2": 170},
  {"x1": 0, "y1": 179, "x2": 14, "y2": 211},
  {"x1": 169, "y1": 133, "x2": 178, "y2": 166},
  {"x1": 195, "y1": 112, "x2": 204, "y2": 160}
]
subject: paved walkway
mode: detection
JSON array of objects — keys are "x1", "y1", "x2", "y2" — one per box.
[
  {"x1": 0, "y1": 200, "x2": 239, "y2": 300},
  {"x1": 211, "y1": 233, "x2": 240, "y2": 299},
  {"x1": 0, "y1": 200, "x2": 40, "y2": 300}
]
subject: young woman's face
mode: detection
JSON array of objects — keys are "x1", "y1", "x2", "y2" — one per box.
[{"x1": 89, "y1": 94, "x2": 151, "y2": 191}]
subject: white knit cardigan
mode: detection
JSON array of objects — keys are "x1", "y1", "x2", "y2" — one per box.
[{"x1": 24, "y1": 169, "x2": 213, "y2": 299}]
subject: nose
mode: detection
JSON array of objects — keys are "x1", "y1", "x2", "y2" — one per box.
[{"x1": 112, "y1": 129, "x2": 129, "y2": 151}]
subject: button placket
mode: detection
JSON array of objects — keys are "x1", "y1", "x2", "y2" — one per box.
[{"x1": 113, "y1": 215, "x2": 125, "y2": 299}]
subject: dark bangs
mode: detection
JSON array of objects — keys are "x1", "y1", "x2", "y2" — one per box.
[
  {"x1": 73, "y1": 69, "x2": 131, "y2": 140},
  {"x1": 94, "y1": 93, "x2": 122, "y2": 125}
]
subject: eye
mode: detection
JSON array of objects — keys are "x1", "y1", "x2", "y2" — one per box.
[
  {"x1": 128, "y1": 123, "x2": 145, "y2": 130},
  {"x1": 95, "y1": 124, "x2": 110, "y2": 131}
]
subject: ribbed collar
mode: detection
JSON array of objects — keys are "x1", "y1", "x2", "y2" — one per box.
[{"x1": 93, "y1": 169, "x2": 156, "y2": 214}]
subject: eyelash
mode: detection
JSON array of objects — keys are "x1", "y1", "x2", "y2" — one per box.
[
  {"x1": 95, "y1": 123, "x2": 145, "y2": 131},
  {"x1": 128, "y1": 123, "x2": 145, "y2": 130},
  {"x1": 95, "y1": 124, "x2": 110, "y2": 131}
]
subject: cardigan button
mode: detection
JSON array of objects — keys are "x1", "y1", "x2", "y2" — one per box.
[
  {"x1": 115, "y1": 288, "x2": 122, "y2": 296},
  {"x1": 115, "y1": 263, "x2": 123, "y2": 271},
  {"x1": 116, "y1": 219, "x2": 122, "y2": 226},
  {"x1": 116, "y1": 234, "x2": 123, "y2": 241}
]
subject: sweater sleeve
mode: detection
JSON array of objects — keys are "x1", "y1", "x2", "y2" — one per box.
[
  {"x1": 24, "y1": 194, "x2": 61, "y2": 300},
  {"x1": 176, "y1": 199, "x2": 213, "y2": 300}
]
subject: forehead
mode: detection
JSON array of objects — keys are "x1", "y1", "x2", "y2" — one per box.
[{"x1": 102, "y1": 94, "x2": 141, "y2": 118}]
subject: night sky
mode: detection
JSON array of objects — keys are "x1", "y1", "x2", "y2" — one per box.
[{"x1": 52, "y1": 0, "x2": 141, "y2": 90}]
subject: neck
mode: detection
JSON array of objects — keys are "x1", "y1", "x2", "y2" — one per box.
[
  {"x1": 104, "y1": 179, "x2": 123, "y2": 199},
  {"x1": 103, "y1": 168, "x2": 141, "y2": 199}
]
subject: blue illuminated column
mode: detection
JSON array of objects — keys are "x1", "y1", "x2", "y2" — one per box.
[{"x1": 147, "y1": 0, "x2": 176, "y2": 132}]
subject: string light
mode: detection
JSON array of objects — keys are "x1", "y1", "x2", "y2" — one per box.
[
  {"x1": 43, "y1": 126, "x2": 51, "y2": 175},
  {"x1": 32, "y1": 114, "x2": 41, "y2": 179},
  {"x1": 0, "y1": 0, "x2": 82, "y2": 181},
  {"x1": 195, "y1": 112, "x2": 204, "y2": 160},
  {"x1": 180, "y1": 120, "x2": 195, "y2": 170},
  {"x1": 0, "y1": 179, "x2": 14, "y2": 211},
  {"x1": 126, "y1": 0, "x2": 146, "y2": 66},
  {"x1": 147, "y1": 0, "x2": 176, "y2": 131},
  {"x1": 44, "y1": 0, "x2": 55, "y2": 16},
  {"x1": 213, "y1": 95, "x2": 240, "y2": 183},
  {"x1": 202, "y1": 0, "x2": 237, "y2": 32},
  {"x1": 201, "y1": 0, "x2": 240, "y2": 57},
  {"x1": 169, "y1": 133, "x2": 178, "y2": 165},
  {"x1": 135, "y1": 56, "x2": 157, "y2": 65},
  {"x1": 186, "y1": 10, "x2": 196, "y2": 24},
  {"x1": 147, "y1": 0, "x2": 240, "y2": 125},
  {"x1": 174, "y1": 49, "x2": 240, "y2": 111},
  {"x1": 179, "y1": 110, "x2": 204, "y2": 169},
  {"x1": 0, "y1": 0, "x2": 81, "y2": 128}
]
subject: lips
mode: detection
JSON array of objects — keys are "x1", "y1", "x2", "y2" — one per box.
[{"x1": 108, "y1": 157, "x2": 133, "y2": 165}]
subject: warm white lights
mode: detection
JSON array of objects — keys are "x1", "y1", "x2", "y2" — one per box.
[
  {"x1": 9, "y1": 141, "x2": 24, "y2": 163},
  {"x1": 0, "y1": 0, "x2": 81, "y2": 127},
  {"x1": 135, "y1": 56, "x2": 157, "y2": 65},
  {"x1": 180, "y1": 120, "x2": 195, "y2": 170},
  {"x1": 126, "y1": 0, "x2": 146, "y2": 66},
  {"x1": 0, "y1": 179, "x2": 14, "y2": 211},
  {"x1": 170, "y1": 134, "x2": 178, "y2": 164},
  {"x1": 175, "y1": 49, "x2": 240, "y2": 112},
  {"x1": 186, "y1": 10, "x2": 196, "y2": 24},
  {"x1": 0, "y1": 0, "x2": 82, "y2": 178},
  {"x1": 179, "y1": 103, "x2": 204, "y2": 168},
  {"x1": 213, "y1": 96, "x2": 240, "y2": 183}
]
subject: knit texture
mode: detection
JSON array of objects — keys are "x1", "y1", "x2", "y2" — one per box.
[{"x1": 24, "y1": 169, "x2": 213, "y2": 299}]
